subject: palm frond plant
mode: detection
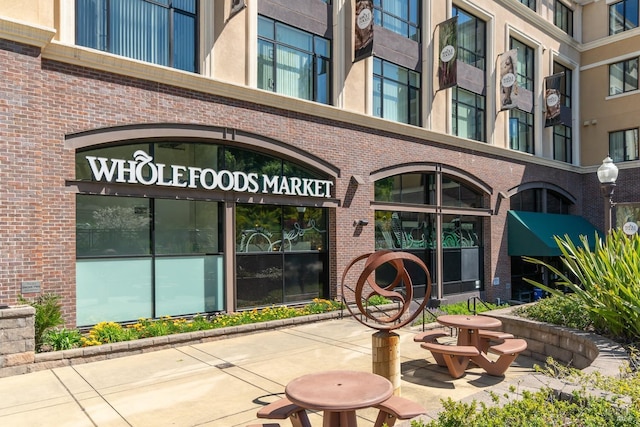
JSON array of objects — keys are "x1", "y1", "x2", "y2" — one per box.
[{"x1": 523, "y1": 229, "x2": 640, "y2": 342}]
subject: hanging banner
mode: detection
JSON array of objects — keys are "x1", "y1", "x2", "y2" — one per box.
[
  {"x1": 544, "y1": 72, "x2": 564, "y2": 127},
  {"x1": 354, "y1": 0, "x2": 374, "y2": 62},
  {"x1": 229, "y1": 0, "x2": 246, "y2": 20},
  {"x1": 498, "y1": 49, "x2": 518, "y2": 110},
  {"x1": 437, "y1": 16, "x2": 458, "y2": 91}
]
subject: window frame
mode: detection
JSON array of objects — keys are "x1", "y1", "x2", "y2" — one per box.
[
  {"x1": 609, "y1": 0, "x2": 639, "y2": 35},
  {"x1": 75, "y1": 0, "x2": 198, "y2": 73},
  {"x1": 609, "y1": 128, "x2": 640, "y2": 162},
  {"x1": 518, "y1": 0, "x2": 536, "y2": 11},
  {"x1": 609, "y1": 57, "x2": 639, "y2": 96},
  {"x1": 373, "y1": 0, "x2": 421, "y2": 41},
  {"x1": 452, "y1": 87, "x2": 486, "y2": 142},
  {"x1": 452, "y1": 6, "x2": 486, "y2": 71},
  {"x1": 554, "y1": 1, "x2": 574, "y2": 36},
  {"x1": 373, "y1": 57, "x2": 421, "y2": 126},
  {"x1": 257, "y1": 16, "x2": 332, "y2": 105}
]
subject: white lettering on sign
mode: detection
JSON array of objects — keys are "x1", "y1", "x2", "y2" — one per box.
[
  {"x1": 440, "y1": 45, "x2": 455, "y2": 63},
  {"x1": 502, "y1": 73, "x2": 516, "y2": 88},
  {"x1": 85, "y1": 151, "x2": 333, "y2": 198}
]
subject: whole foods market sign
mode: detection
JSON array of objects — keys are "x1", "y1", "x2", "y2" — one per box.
[{"x1": 85, "y1": 150, "x2": 333, "y2": 198}]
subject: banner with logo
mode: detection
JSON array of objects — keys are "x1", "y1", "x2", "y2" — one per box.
[
  {"x1": 229, "y1": 0, "x2": 245, "y2": 20},
  {"x1": 544, "y1": 72, "x2": 565, "y2": 127},
  {"x1": 498, "y1": 49, "x2": 518, "y2": 110},
  {"x1": 354, "y1": 0, "x2": 374, "y2": 62},
  {"x1": 437, "y1": 16, "x2": 458, "y2": 90}
]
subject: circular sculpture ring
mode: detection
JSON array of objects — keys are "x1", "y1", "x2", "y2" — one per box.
[{"x1": 340, "y1": 250, "x2": 432, "y2": 331}]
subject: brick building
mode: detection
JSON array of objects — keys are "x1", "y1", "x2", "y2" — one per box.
[{"x1": 0, "y1": 0, "x2": 638, "y2": 327}]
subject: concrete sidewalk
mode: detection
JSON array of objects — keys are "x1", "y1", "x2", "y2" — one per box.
[{"x1": 0, "y1": 318, "x2": 536, "y2": 427}]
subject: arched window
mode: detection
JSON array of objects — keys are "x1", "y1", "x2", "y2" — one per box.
[{"x1": 373, "y1": 169, "x2": 490, "y2": 297}]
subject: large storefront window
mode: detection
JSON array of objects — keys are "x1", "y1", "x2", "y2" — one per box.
[
  {"x1": 75, "y1": 140, "x2": 332, "y2": 324},
  {"x1": 236, "y1": 204, "x2": 328, "y2": 308},
  {"x1": 76, "y1": 195, "x2": 223, "y2": 326},
  {"x1": 374, "y1": 172, "x2": 487, "y2": 297}
]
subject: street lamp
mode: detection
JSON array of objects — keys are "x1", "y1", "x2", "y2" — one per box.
[{"x1": 597, "y1": 156, "x2": 619, "y2": 232}]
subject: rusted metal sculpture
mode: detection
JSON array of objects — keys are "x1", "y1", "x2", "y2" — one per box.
[{"x1": 340, "y1": 250, "x2": 432, "y2": 331}]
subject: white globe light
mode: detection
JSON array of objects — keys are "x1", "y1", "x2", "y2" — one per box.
[{"x1": 597, "y1": 156, "x2": 618, "y2": 184}]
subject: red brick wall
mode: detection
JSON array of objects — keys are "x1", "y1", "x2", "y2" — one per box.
[{"x1": 1, "y1": 38, "x2": 604, "y2": 325}]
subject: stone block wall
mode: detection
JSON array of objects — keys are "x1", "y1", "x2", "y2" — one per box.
[{"x1": 0, "y1": 305, "x2": 36, "y2": 377}]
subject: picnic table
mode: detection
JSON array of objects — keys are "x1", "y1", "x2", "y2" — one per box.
[
  {"x1": 285, "y1": 370, "x2": 392, "y2": 427},
  {"x1": 416, "y1": 314, "x2": 528, "y2": 378}
]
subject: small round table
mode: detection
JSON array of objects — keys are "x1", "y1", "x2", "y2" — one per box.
[
  {"x1": 285, "y1": 370, "x2": 393, "y2": 427},
  {"x1": 436, "y1": 314, "x2": 502, "y2": 347}
]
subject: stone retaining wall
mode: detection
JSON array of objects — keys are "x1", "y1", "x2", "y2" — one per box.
[
  {"x1": 0, "y1": 304, "x2": 630, "y2": 378},
  {"x1": 0, "y1": 305, "x2": 36, "y2": 377},
  {"x1": 483, "y1": 306, "x2": 628, "y2": 376}
]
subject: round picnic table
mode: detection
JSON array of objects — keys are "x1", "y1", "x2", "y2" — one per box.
[
  {"x1": 285, "y1": 370, "x2": 393, "y2": 427},
  {"x1": 436, "y1": 314, "x2": 502, "y2": 347}
]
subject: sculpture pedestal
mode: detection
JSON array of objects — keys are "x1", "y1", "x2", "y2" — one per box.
[{"x1": 372, "y1": 330, "x2": 400, "y2": 396}]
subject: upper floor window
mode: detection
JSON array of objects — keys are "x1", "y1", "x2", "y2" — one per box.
[
  {"x1": 517, "y1": 0, "x2": 536, "y2": 11},
  {"x1": 554, "y1": 1, "x2": 573, "y2": 36},
  {"x1": 553, "y1": 125, "x2": 572, "y2": 163},
  {"x1": 258, "y1": 16, "x2": 331, "y2": 105},
  {"x1": 453, "y1": 7, "x2": 486, "y2": 71},
  {"x1": 373, "y1": 58, "x2": 420, "y2": 125},
  {"x1": 373, "y1": 0, "x2": 420, "y2": 41},
  {"x1": 509, "y1": 38, "x2": 535, "y2": 154},
  {"x1": 610, "y1": 0, "x2": 639, "y2": 35},
  {"x1": 452, "y1": 88, "x2": 486, "y2": 142},
  {"x1": 510, "y1": 39, "x2": 534, "y2": 91},
  {"x1": 552, "y1": 62, "x2": 572, "y2": 163},
  {"x1": 553, "y1": 62, "x2": 572, "y2": 108},
  {"x1": 610, "y1": 128, "x2": 640, "y2": 162},
  {"x1": 76, "y1": 0, "x2": 197, "y2": 73},
  {"x1": 609, "y1": 57, "x2": 639, "y2": 95}
]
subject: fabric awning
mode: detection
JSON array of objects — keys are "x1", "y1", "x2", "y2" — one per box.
[{"x1": 507, "y1": 210, "x2": 601, "y2": 257}]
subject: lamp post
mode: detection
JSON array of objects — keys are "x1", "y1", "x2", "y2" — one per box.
[{"x1": 596, "y1": 156, "x2": 619, "y2": 233}]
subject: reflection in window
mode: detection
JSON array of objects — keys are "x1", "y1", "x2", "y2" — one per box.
[
  {"x1": 554, "y1": 1, "x2": 573, "y2": 36},
  {"x1": 374, "y1": 172, "x2": 486, "y2": 296},
  {"x1": 509, "y1": 110, "x2": 534, "y2": 154},
  {"x1": 235, "y1": 204, "x2": 328, "y2": 308},
  {"x1": 373, "y1": 58, "x2": 420, "y2": 126},
  {"x1": 553, "y1": 125, "x2": 572, "y2": 163},
  {"x1": 518, "y1": 0, "x2": 536, "y2": 11},
  {"x1": 609, "y1": 57, "x2": 639, "y2": 96},
  {"x1": 452, "y1": 87, "x2": 486, "y2": 142},
  {"x1": 258, "y1": 16, "x2": 331, "y2": 104},
  {"x1": 373, "y1": 0, "x2": 420, "y2": 41},
  {"x1": 610, "y1": 128, "x2": 640, "y2": 162},
  {"x1": 453, "y1": 6, "x2": 486, "y2": 71},
  {"x1": 610, "y1": 0, "x2": 639, "y2": 35}
]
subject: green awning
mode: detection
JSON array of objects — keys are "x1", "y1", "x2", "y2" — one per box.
[{"x1": 507, "y1": 210, "x2": 601, "y2": 256}]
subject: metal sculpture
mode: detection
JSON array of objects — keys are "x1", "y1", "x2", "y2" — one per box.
[{"x1": 340, "y1": 250, "x2": 432, "y2": 330}]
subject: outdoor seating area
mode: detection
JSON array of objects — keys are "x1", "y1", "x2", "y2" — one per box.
[
  {"x1": 251, "y1": 370, "x2": 427, "y2": 427},
  {"x1": 414, "y1": 314, "x2": 528, "y2": 379}
]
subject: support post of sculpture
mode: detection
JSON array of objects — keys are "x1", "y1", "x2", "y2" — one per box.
[
  {"x1": 341, "y1": 250, "x2": 432, "y2": 396},
  {"x1": 372, "y1": 330, "x2": 400, "y2": 395}
]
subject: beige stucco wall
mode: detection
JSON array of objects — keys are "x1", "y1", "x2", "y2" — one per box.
[
  {"x1": 0, "y1": 0, "x2": 54, "y2": 28},
  {"x1": 581, "y1": 0, "x2": 609, "y2": 44},
  {"x1": 580, "y1": 33, "x2": 640, "y2": 166}
]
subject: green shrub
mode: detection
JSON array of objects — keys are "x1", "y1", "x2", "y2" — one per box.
[
  {"x1": 42, "y1": 328, "x2": 83, "y2": 351},
  {"x1": 412, "y1": 387, "x2": 640, "y2": 426},
  {"x1": 514, "y1": 294, "x2": 592, "y2": 331},
  {"x1": 523, "y1": 229, "x2": 640, "y2": 341},
  {"x1": 19, "y1": 293, "x2": 64, "y2": 351}
]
